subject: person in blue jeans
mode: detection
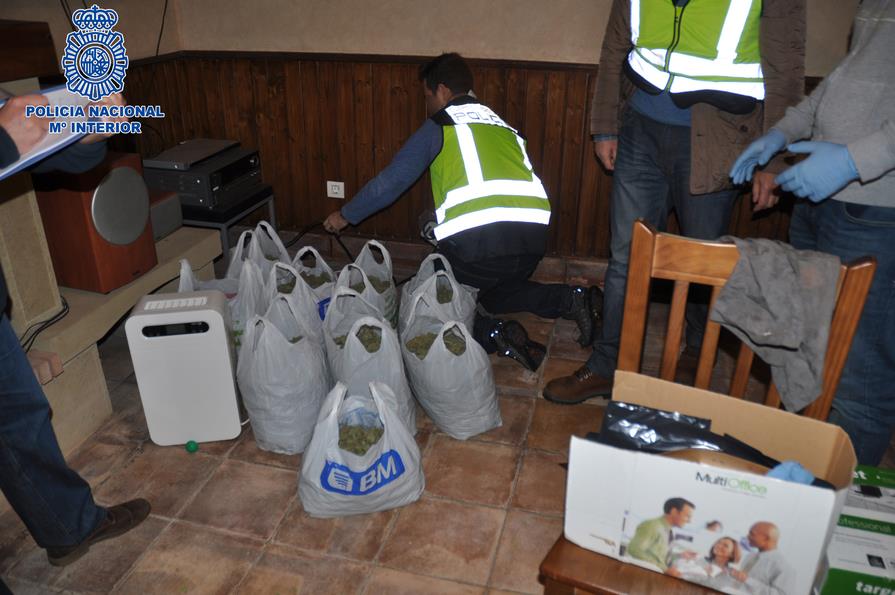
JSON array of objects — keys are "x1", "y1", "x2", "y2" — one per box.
[
  {"x1": 0, "y1": 93, "x2": 149, "y2": 570},
  {"x1": 729, "y1": 0, "x2": 895, "y2": 465},
  {"x1": 544, "y1": 0, "x2": 806, "y2": 403}
]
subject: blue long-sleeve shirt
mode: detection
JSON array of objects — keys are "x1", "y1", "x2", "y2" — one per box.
[{"x1": 340, "y1": 119, "x2": 443, "y2": 225}]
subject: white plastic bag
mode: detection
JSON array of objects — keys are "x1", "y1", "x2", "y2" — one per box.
[
  {"x1": 333, "y1": 316, "x2": 416, "y2": 434},
  {"x1": 178, "y1": 258, "x2": 239, "y2": 298},
  {"x1": 353, "y1": 240, "x2": 398, "y2": 327},
  {"x1": 323, "y1": 286, "x2": 385, "y2": 375},
  {"x1": 229, "y1": 258, "x2": 266, "y2": 348},
  {"x1": 398, "y1": 270, "x2": 477, "y2": 337},
  {"x1": 248, "y1": 220, "x2": 290, "y2": 279},
  {"x1": 225, "y1": 229, "x2": 254, "y2": 280},
  {"x1": 292, "y1": 246, "x2": 336, "y2": 320},
  {"x1": 237, "y1": 297, "x2": 329, "y2": 454},
  {"x1": 402, "y1": 314, "x2": 500, "y2": 440},
  {"x1": 264, "y1": 262, "x2": 324, "y2": 344},
  {"x1": 298, "y1": 381, "x2": 424, "y2": 518},
  {"x1": 334, "y1": 264, "x2": 387, "y2": 321},
  {"x1": 398, "y1": 253, "x2": 477, "y2": 333}
]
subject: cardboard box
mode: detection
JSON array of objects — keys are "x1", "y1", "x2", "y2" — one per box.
[
  {"x1": 820, "y1": 466, "x2": 895, "y2": 594},
  {"x1": 565, "y1": 371, "x2": 856, "y2": 595}
]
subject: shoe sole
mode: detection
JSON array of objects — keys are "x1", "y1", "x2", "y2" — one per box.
[
  {"x1": 47, "y1": 504, "x2": 151, "y2": 567},
  {"x1": 542, "y1": 388, "x2": 611, "y2": 405}
]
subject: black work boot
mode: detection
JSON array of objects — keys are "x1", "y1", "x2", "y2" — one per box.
[
  {"x1": 46, "y1": 499, "x2": 151, "y2": 567},
  {"x1": 490, "y1": 320, "x2": 546, "y2": 372},
  {"x1": 562, "y1": 286, "x2": 602, "y2": 347}
]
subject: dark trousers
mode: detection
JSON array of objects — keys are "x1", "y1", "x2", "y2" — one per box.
[
  {"x1": 0, "y1": 315, "x2": 105, "y2": 548},
  {"x1": 789, "y1": 199, "x2": 895, "y2": 465},
  {"x1": 586, "y1": 109, "x2": 739, "y2": 377},
  {"x1": 440, "y1": 251, "x2": 572, "y2": 351}
]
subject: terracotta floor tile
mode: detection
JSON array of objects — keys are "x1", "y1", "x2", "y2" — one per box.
[
  {"x1": 529, "y1": 257, "x2": 566, "y2": 284},
  {"x1": 475, "y1": 396, "x2": 534, "y2": 447},
  {"x1": 526, "y1": 399, "x2": 604, "y2": 454},
  {"x1": 66, "y1": 433, "x2": 138, "y2": 487},
  {"x1": 378, "y1": 497, "x2": 505, "y2": 584},
  {"x1": 96, "y1": 403, "x2": 150, "y2": 443},
  {"x1": 193, "y1": 430, "x2": 244, "y2": 458},
  {"x1": 416, "y1": 403, "x2": 436, "y2": 431},
  {"x1": 0, "y1": 510, "x2": 32, "y2": 575},
  {"x1": 229, "y1": 427, "x2": 302, "y2": 469},
  {"x1": 415, "y1": 426, "x2": 434, "y2": 453},
  {"x1": 423, "y1": 436, "x2": 520, "y2": 507},
  {"x1": 488, "y1": 590, "x2": 532, "y2": 595},
  {"x1": 511, "y1": 450, "x2": 566, "y2": 516},
  {"x1": 365, "y1": 567, "x2": 486, "y2": 595},
  {"x1": 491, "y1": 358, "x2": 540, "y2": 396},
  {"x1": 0, "y1": 577, "x2": 54, "y2": 595},
  {"x1": 179, "y1": 459, "x2": 295, "y2": 540},
  {"x1": 275, "y1": 501, "x2": 395, "y2": 561},
  {"x1": 565, "y1": 259, "x2": 607, "y2": 287},
  {"x1": 236, "y1": 544, "x2": 369, "y2": 594},
  {"x1": 540, "y1": 357, "x2": 586, "y2": 389},
  {"x1": 489, "y1": 510, "x2": 563, "y2": 594},
  {"x1": 94, "y1": 444, "x2": 221, "y2": 517},
  {"x1": 7, "y1": 517, "x2": 167, "y2": 593},
  {"x1": 115, "y1": 521, "x2": 261, "y2": 594}
]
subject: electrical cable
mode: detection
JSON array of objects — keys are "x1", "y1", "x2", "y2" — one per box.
[{"x1": 19, "y1": 297, "x2": 70, "y2": 352}]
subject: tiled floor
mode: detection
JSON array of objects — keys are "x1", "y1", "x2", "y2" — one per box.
[{"x1": 2, "y1": 245, "x2": 892, "y2": 594}]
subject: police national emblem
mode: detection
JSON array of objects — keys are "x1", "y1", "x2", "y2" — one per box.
[{"x1": 61, "y1": 5, "x2": 129, "y2": 101}]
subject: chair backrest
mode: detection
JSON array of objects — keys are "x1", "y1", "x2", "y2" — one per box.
[{"x1": 618, "y1": 220, "x2": 876, "y2": 420}]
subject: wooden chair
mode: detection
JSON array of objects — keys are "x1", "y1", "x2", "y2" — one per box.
[
  {"x1": 617, "y1": 219, "x2": 875, "y2": 419},
  {"x1": 540, "y1": 220, "x2": 876, "y2": 594}
]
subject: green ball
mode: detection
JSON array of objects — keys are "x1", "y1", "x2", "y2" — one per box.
[{"x1": 185, "y1": 440, "x2": 198, "y2": 453}]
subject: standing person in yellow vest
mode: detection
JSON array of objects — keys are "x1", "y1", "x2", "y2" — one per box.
[
  {"x1": 324, "y1": 53, "x2": 601, "y2": 371},
  {"x1": 545, "y1": 0, "x2": 806, "y2": 403}
]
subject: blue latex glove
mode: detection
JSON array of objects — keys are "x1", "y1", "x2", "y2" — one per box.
[
  {"x1": 766, "y1": 461, "x2": 815, "y2": 485},
  {"x1": 729, "y1": 129, "x2": 787, "y2": 184},
  {"x1": 775, "y1": 141, "x2": 860, "y2": 202}
]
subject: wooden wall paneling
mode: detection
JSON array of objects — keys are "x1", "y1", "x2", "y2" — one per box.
[
  {"x1": 200, "y1": 59, "x2": 227, "y2": 138},
  {"x1": 174, "y1": 59, "x2": 198, "y2": 139},
  {"x1": 256, "y1": 59, "x2": 294, "y2": 227},
  {"x1": 367, "y1": 63, "x2": 404, "y2": 239},
  {"x1": 401, "y1": 63, "x2": 429, "y2": 240},
  {"x1": 521, "y1": 70, "x2": 548, "y2": 176},
  {"x1": 503, "y1": 67, "x2": 526, "y2": 132},
  {"x1": 316, "y1": 60, "x2": 342, "y2": 214},
  {"x1": 352, "y1": 62, "x2": 376, "y2": 232},
  {"x1": 542, "y1": 71, "x2": 569, "y2": 254},
  {"x1": 283, "y1": 60, "x2": 312, "y2": 229},
  {"x1": 557, "y1": 71, "x2": 588, "y2": 256},
  {"x1": 574, "y1": 73, "x2": 598, "y2": 256},
  {"x1": 183, "y1": 59, "x2": 210, "y2": 138},
  {"x1": 335, "y1": 61, "x2": 358, "y2": 207},
  {"x1": 299, "y1": 61, "x2": 326, "y2": 227},
  {"x1": 475, "y1": 66, "x2": 508, "y2": 117}
]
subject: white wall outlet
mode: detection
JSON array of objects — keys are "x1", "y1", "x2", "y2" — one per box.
[{"x1": 327, "y1": 181, "x2": 345, "y2": 199}]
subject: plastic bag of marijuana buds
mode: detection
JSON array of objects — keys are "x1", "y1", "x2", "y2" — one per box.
[
  {"x1": 353, "y1": 240, "x2": 398, "y2": 328},
  {"x1": 334, "y1": 263, "x2": 388, "y2": 323},
  {"x1": 398, "y1": 264, "x2": 476, "y2": 337},
  {"x1": 263, "y1": 262, "x2": 324, "y2": 344},
  {"x1": 331, "y1": 316, "x2": 416, "y2": 435},
  {"x1": 291, "y1": 246, "x2": 337, "y2": 320},
  {"x1": 247, "y1": 220, "x2": 291, "y2": 280},
  {"x1": 323, "y1": 286, "x2": 386, "y2": 375},
  {"x1": 401, "y1": 312, "x2": 500, "y2": 441},
  {"x1": 237, "y1": 296, "x2": 329, "y2": 454},
  {"x1": 299, "y1": 381, "x2": 424, "y2": 518}
]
